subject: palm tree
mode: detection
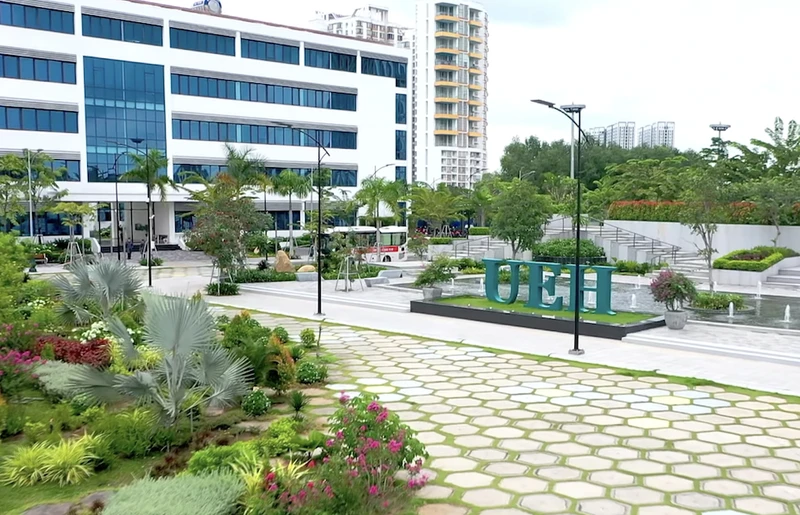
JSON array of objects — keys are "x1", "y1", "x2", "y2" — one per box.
[
  {"x1": 355, "y1": 178, "x2": 406, "y2": 261},
  {"x1": 121, "y1": 149, "x2": 172, "y2": 246},
  {"x1": 271, "y1": 170, "x2": 312, "y2": 258},
  {"x1": 69, "y1": 294, "x2": 253, "y2": 425},
  {"x1": 253, "y1": 173, "x2": 275, "y2": 256},
  {"x1": 408, "y1": 184, "x2": 461, "y2": 236},
  {"x1": 220, "y1": 143, "x2": 264, "y2": 198}
]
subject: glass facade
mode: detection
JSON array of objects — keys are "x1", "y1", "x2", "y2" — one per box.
[
  {"x1": 172, "y1": 119, "x2": 357, "y2": 150},
  {"x1": 82, "y1": 15, "x2": 163, "y2": 46},
  {"x1": 0, "y1": 105, "x2": 78, "y2": 133},
  {"x1": 1, "y1": 54, "x2": 76, "y2": 84},
  {"x1": 396, "y1": 93, "x2": 407, "y2": 124},
  {"x1": 170, "y1": 73, "x2": 356, "y2": 111},
  {"x1": 361, "y1": 57, "x2": 407, "y2": 87},
  {"x1": 51, "y1": 159, "x2": 80, "y2": 181},
  {"x1": 272, "y1": 211, "x2": 301, "y2": 231},
  {"x1": 83, "y1": 57, "x2": 167, "y2": 182},
  {"x1": 175, "y1": 210, "x2": 195, "y2": 233},
  {"x1": 3, "y1": 211, "x2": 75, "y2": 236},
  {"x1": 0, "y1": 2, "x2": 74, "y2": 34},
  {"x1": 304, "y1": 48, "x2": 356, "y2": 73},
  {"x1": 241, "y1": 39, "x2": 299, "y2": 65},
  {"x1": 173, "y1": 163, "x2": 228, "y2": 183},
  {"x1": 395, "y1": 166, "x2": 406, "y2": 183},
  {"x1": 395, "y1": 130, "x2": 407, "y2": 160},
  {"x1": 169, "y1": 28, "x2": 235, "y2": 56}
]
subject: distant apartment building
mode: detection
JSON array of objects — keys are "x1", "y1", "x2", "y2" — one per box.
[
  {"x1": 604, "y1": 122, "x2": 636, "y2": 150},
  {"x1": 587, "y1": 127, "x2": 606, "y2": 146},
  {"x1": 312, "y1": 5, "x2": 409, "y2": 47},
  {"x1": 638, "y1": 122, "x2": 676, "y2": 148}
]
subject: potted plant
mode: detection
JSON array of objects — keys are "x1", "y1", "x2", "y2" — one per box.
[
  {"x1": 414, "y1": 255, "x2": 455, "y2": 300},
  {"x1": 650, "y1": 269, "x2": 697, "y2": 330}
]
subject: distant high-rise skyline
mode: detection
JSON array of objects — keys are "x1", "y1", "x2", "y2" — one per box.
[
  {"x1": 589, "y1": 121, "x2": 676, "y2": 149},
  {"x1": 311, "y1": 5, "x2": 410, "y2": 47},
  {"x1": 639, "y1": 122, "x2": 676, "y2": 148}
]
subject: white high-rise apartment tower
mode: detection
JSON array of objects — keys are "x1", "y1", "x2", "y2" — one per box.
[
  {"x1": 638, "y1": 122, "x2": 675, "y2": 148},
  {"x1": 605, "y1": 122, "x2": 636, "y2": 150},
  {"x1": 312, "y1": 5, "x2": 409, "y2": 47},
  {"x1": 413, "y1": 0, "x2": 488, "y2": 188}
]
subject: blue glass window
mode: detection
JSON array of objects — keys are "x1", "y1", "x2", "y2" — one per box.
[
  {"x1": 173, "y1": 163, "x2": 227, "y2": 183},
  {"x1": 396, "y1": 93, "x2": 407, "y2": 124},
  {"x1": 49, "y1": 159, "x2": 80, "y2": 181},
  {"x1": 2, "y1": 211, "x2": 76, "y2": 236},
  {"x1": 175, "y1": 210, "x2": 196, "y2": 233},
  {"x1": 170, "y1": 27, "x2": 234, "y2": 56},
  {"x1": 395, "y1": 130, "x2": 407, "y2": 160},
  {"x1": 0, "y1": 2, "x2": 73, "y2": 34},
  {"x1": 241, "y1": 39, "x2": 299, "y2": 65},
  {"x1": 83, "y1": 57, "x2": 167, "y2": 182},
  {"x1": 304, "y1": 48, "x2": 356, "y2": 73},
  {"x1": 395, "y1": 166, "x2": 407, "y2": 183},
  {"x1": 331, "y1": 169, "x2": 357, "y2": 187},
  {"x1": 271, "y1": 211, "x2": 301, "y2": 231},
  {"x1": 0, "y1": 104, "x2": 77, "y2": 133},
  {"x1": 82, "y1": 14, "x2": 162, "y2": 46},
  {"x1": 362, "y1": 56, "x2": 407, "y2": 87},
  {"x1": 173, "y1": 119, "x2": 357, "y2": 150},
  {"x1": 170, "y1": 73, "x2": 356, "y2": 111},
  {"x1": 0, "y1": 54, "x2": 76, "y2": 83}
]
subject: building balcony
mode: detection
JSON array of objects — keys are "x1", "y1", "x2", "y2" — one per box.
[
  {"x1": 435, "y1": 31, "x2": 460, "y2": 39},
  {"x1": 469, "y1": 36, "x2": 483, "y2": 43},
  {"x1": 434, "y1": 113, "x2": 458, "y2": 119},
  {"x1": 435, "y1": 14, "x2": 459, "y2": 22},
  {"x1": 435, "y1": 47, "x2": 460, "y2": 55},
  {"x1": 469, "y1": 83, "x2": 483, "y2": 90},
  {"x1": 434, "y1": 63, "x2": 459, "y2": 71},
  {"x1": 434, "y1": 80, "x2": 459, "y2": 87},
  {"x1": 468, "y1": 51, "x2": 482, "y2": 59},
  {"x1": 469, "y1": 19, "x2": 483, "y2": 27},
  {"x1": 468, "y1": 115, "x2": 482, "y2": 122},
  {"x1": 468, "y1": 131, "x2": 482, "y2": 137},
  {"x1": 435, "y1": 97, "x2": 460, "y2": 103},
  {"x1": 468, "y1": 99, "x2": 482, "y2": 106},
  {"x1": 434, "y1": 129, "x2": 458, "y2": 136},
  {"x1": 469, "y1": 67, "x2": 483, "y2": 75}
]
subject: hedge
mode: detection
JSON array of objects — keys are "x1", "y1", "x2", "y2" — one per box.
[
  {"x1": 231, "y1": 269, "x2": 297, "y2": 283},
  {"x1": 692, "y1": 292, "x2": 746, "y2": 311},
  {"x1": 608, "y1": 200, "x2": 800, "y2": 225},
  {"x1": 712, "y1": 246, "x2": 798, "y2": 272},
  {"x1": 533, "y1": 238, "x2": 606, "y2": 259},
  {"x1": 429, "y1": 237, "x2": 453, "y2": 245},
  {"x1": 469, "y1": 227, "x2": 490, "y2": 236}
]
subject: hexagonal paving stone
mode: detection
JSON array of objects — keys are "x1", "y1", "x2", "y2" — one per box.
[
  {"x1": 644, "y1": 474, "x2": 694, "y2": 493},
  {"x1": 416, "y1": 485, "x2": 454, "y2": 500},
  {"x1": 517, "y1": 452, "x2": 559, "y2": 466},
  {"x1": 519, "y1": 493, "x2": 570, "y2": 513},
  {"x1": 577, "y1": 499, "x2": 630, "y2": 515},
  {"x1": 733, "y1": 497, "x2": 788, "y2": 515},
  {"x1": 722, "y1": 443, "x2": 770, "y2": 457},
  {"x1": 461, "y1": 488, "x2": 512, "y2": 508},
  {"x1": 478, "y1": 510, "x2": 529, "y2": 515},
  {"x1": 546, "y1": 442, "x2": 592, "y2": 456},
  {"x1": 565, "y1": 455, "x2": 614, "y2": 472},
  {"x1": 444, "y1": 472, "x2": 494, "y2": 488},
  {"x1": 729, "y1": 467, "x2": 777, "y2": 483},
  {"x1": 612, "y1": 486, "x2": 664, "y2": 505},
  {"x1": 589, "y1": 470, "x2": 636, "y2": 487},
  {"x1": 648, "y1": 451, "x2": 691, "y2": 464},
  {"x1": 498, "y1": 476, "x2": 549, "y2": 494},
  {"x1": 484, "y1": 427, "x2": 525, "y2": 439},
  {"x1": 598, "y1": 447, "x2": 640, "y2": 460},
  {"x1": 454, "y1": 435, "x2": 494, "y2": 448},
  {"x1": 499, "y1": 438, "x2": 542, "y2": 452},
  {"x1": 637, "y1": 507, "x2": 694, "y2": 515},
  {"x1": 673, "y1": 492, "x2": 723, "y2": 510},
  {"x1": 473, "y1": 416, "x2": 510, "y2": 427},
  {"x1": 440, "y1": 424, "x2": 480, "y2": 436},
  {"x1": 553, "y1": 481, "x2": 605, "y2": 499},
  {"x1": 537, "y1": 466, "x2": 582, "y2": 481},
  {"x1": 417, "y1": 504, "x2": 468, "y2": 515},
  {"x1": 529, "y1": 430, "x2": 571, "y2": 443},
  {"x1": 430, "y1": 413, "x2": 468, "y2": 425},
  {"x1": 699, "y1": 453, "x2": 746, "y2": 468},
  {"x1": 430, "y1": 457, "x2": 479, "y2": 472},
  {"x1": 761, "y1": 484, "x2": 800, "y2": 501},
  {"x1": 469, "y1": 448, "x2": 508, "y2": 461},
  {"x1": 752, "y1": 457, "x2": 800, "y2": 472},
  {"x1": 672, "y1": 463, "x2": 721, "y2": 479},
  {"x1": 485, "y1": 462, "x2": 528, "y2": 477},
  {"x1": 617, "y1": 460, "x2": 666, "y2": 475},
  {"x1": 576, "y1": 433, "x2": 617, "y2": 447}
]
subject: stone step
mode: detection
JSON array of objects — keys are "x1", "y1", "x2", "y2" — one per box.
[
  {"x1": 779, "y1": 268, "x2": 800, "y2": 277},
  {"x1": 766, "y1": 276, "x2": 800, "y2": 285}
]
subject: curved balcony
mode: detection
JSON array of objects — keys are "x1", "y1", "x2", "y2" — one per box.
[
  {"x1": 468, "y1": 99, "x2": 483, "y2": 106},
  {"x1": 436, "y1": 47, "x2": 460, "y2": 55},
  {"x1": 435, "y1": 14, "x2": 459, "y2": 22},
  {"x1": 468, "y1": 52, "x2": 482, "y2": 59},
  {"x1": 468, "y1": 131, "x2": 482, "y2": 138},
  {"x1": 468, "y1": 115, "x2": 482, "y2": 122},
  {"x1": 469, "y1": 67, "x2": 483, "y2": 75},
  {"x1": 469, "y1": 83, "x2": 483, "y2": 90},
  {"x1": 435, "y1": 113, "x2": 458, "y2": 119},
  {"x1": 434, "y1": 80, "x2": 459, "y2": 87},
  {"x1": 469, "y1": 19, "x2": 483, "y2": 27},
  {"x1": 435, "y1": 97, "x2": 460, "y2": 103},
  {"x1": 434, "y1": 129, "x2": 458, "y2": 136},
  {"x1": 434, "y1": 63, "x2": 459, "y2": 71},
  {"x1": 435, "y1": 31, "x2": 460, "y2": 39},
  {"x1": 469, "y1": 36, "x2": 483, "y2": 43}
]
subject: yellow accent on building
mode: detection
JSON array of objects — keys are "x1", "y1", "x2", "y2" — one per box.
[
  {"x1": 435, "y1": 14, "x2": 459, "y2": 22},
  {"x1": 468, "y1": 52, "x2": 482, "y2": 59},
  {"x1": 435, "y1": 97, "x2": 460, "y2": 103},
  {"x1": 435, "y1": 80, "x2": 459, "y2": 87},
  {"x1": 434, "y1": 129, "x2": 459, "y2": 136},
  {"x1": 468, "y1": 99, "x2": 483, "y2": 106},
  {"x1": 468, "y1": 115, "x2": 482, "y2": 122},
  {"x1": 469, "y1": 19, "x2": 483, "y2": 27},
  {"x1": 436, "y1": 47, "x2": 460, "y2": 55},
  {"x1": 435, "y1": 31, "x2": 460, "y2": 39},
  {"x1": 435, "y1": 113, "x2": 458, "y2": 119},
  {"x1": 469, "y1": 68, "x2": 483, "y2": 75},
  {"x1": 469, "y1": 36, "x2": 483, "y2": 43},
  {"x1": 434, "y1": 64, "x2": 459, "y2": 71},
  {"x1": 469, "y1": 83, "x2": 482, "y2": 90},
  {"x1": 468, "y1": 131, "x2": 482, "y2": 138}
]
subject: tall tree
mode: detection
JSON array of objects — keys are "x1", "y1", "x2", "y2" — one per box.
[
  {"x1": 219, "y1": 143, "x2": 264, "y2": 198},
  {"x1": 408, "y1": 184, "x2": 462, "y2": 235},
  {"x1": 51, "y1": 202, "x2": 97, "y2": 250},
  {"x1": 739, "y1": 176, "x2": 799, "y2": 246},
  {"x1": 731, "y1": 117, "x2": 800, "y2": 178},
  {"x1": 491, "y1": 179, "x2": 554, "y2": 259},
  {"x1": 355, "y1": 177, "x2": 406, "y2": 261},
  {"x1": 266, "y1": 170, "x2": 311, "y2": 258},
  {"x1": 122, "y1": 149, "x2": 173, "y2": 243},
  {"x1": 0, "y1": 174, "x2": 25, "y2": 231}
]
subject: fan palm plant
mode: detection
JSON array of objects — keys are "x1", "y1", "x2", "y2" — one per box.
[
  {"x1": 53, "y1": 259, "x2": 143, "y2": 326},
  {"x1": 271, "y1": 170, "x2": 312, "y2": 257},
  {"x1": 69, "y1": 294, "x2": 253, "y2": 425}
]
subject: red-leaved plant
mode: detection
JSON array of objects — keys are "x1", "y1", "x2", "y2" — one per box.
[
  {"x1": 35, "y1": 336, "x2": 112, "y2": 368},
  {"x1": 650, "y1": 269, "x2": 697, "y2": 312}
]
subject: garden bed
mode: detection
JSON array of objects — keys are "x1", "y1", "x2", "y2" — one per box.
[
  {"x1": 410, "y1": 296, "x2": 663, "y2": 340},
  {"x1": 711, "y1": 247, "x2": 800, "y2": 286}
]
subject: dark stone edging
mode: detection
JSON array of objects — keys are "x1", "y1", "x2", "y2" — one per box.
[{"x1": 410, "y1": 301, "x2": 665, "y2": 340}]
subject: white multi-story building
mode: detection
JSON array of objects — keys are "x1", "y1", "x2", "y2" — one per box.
[
  {"x1": 413, "y1": 0, "x2": 488, "y2": 188},
  {"x1": 638, "y1": 121, "x2": 675, "y2": 148},
  {"x1": 586, "y1": 127, "x2": 606, "y2": 146},
  {"x1": 605, "y1": 122, "x2": 636, "y2": 150},
  {"x1": 0, "y1": 0, "x2": 410, "y2": 247},
  {"x1": 312, "y1": 5, "x2": 408, "y2": 47}
]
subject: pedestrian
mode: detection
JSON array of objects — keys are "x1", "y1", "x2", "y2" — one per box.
[{"x1": 125, "y1": 238, "x2": 133, "y2": 260}]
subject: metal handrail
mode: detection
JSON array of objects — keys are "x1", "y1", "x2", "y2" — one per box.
[{"x1": 452, "y1": 235, "x2": 490, "y2": 259}]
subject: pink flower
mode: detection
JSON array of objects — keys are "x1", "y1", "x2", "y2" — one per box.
[
  {"x1": 266, "y1": 472, "x2": 276, "y2": 482},
  {"x1": 268, "y1": 483, "x2": 278, "y2": 491},
  {"x1": 326, "y1": 439, "x2": 335, "y2": 447},
  {"x1": 376, "y1": 409, "x2": 388, "y2": 423},
  {"x1": 368, "y1": 485, "x2": 379, "y2": 496},
  {"x1": 360, "y1": 425, "x2": 367, "y2": 432},
  {"x1": 367, "y1": 401, "x2": 381, "y2": 412},
  {"x1": 339, "y1": 392, "x2": 351, "y2": 404},
  {"x1": 388, "y1": 439, "x2": 402, "y2": 453},
  {"x1": 336, "y1": 430, "x2": 344, "y2": 439}
]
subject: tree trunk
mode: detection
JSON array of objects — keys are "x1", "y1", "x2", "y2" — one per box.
[{"x1": 288, "y1": 193, "x2": 294, "y2": 258}]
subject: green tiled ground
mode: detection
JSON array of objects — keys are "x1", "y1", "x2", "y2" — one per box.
[{"x1": 212, "y1": 307, "x2": 800, "y2": 515}]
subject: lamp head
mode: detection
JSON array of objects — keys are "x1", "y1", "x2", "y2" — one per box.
[
  {"x1": 710, "y1": 123, "x2": 731, "y2": 132},
  {"x1": 130, "y1": 138, "x2": 144, "y2": 144},
  {"x1": 531, "y1": 99, "x2": 555, "y2": 108},
  {"x1": 560, "y1": 104, "x2": 586, "y2": 113}
]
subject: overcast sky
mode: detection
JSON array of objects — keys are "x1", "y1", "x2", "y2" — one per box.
[{"x1": 162, "y1": 0, "x2": 799, "y2": 171}]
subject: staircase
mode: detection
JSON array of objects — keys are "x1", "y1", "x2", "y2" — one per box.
[
  {"x1": 443, "y1": 236, "x2": 512, "y2": 261},
  {"x1": 766, "y1": 267, "x2": 800, "y2": 287}
]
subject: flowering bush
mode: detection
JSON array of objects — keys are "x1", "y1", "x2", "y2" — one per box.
[
  {"x1": 245, "y1": 394, "x2": 428, "y2": 514},
  {"x1": 35, "y1": 337, "x2": 111, "y2": 368},
  {"x1": 650, "y1": 269, "x2": 697, "y2": 312},
  {"x1": 0, "y1": 323, "x2": 40, "y2": 351},
  {"x1": 608, "y1": 200, "x2": 800, "y2": 225},
  {"x1": 242, "y1": 389, "x2": 271, "y2": 417},
  {"x1": 0, "y1": 349, "x2": 42, "y2": 397}
]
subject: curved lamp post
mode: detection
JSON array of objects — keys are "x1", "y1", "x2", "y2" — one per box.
[{"x1": 531, "y1": 99, "x2": 589, "y2": 355}]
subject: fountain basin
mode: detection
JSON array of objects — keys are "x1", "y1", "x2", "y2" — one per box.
[{"x1": 687, "y1": 305, "x2": 757, "y2": 315}]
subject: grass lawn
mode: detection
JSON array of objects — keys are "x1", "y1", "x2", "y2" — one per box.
[
  {"x1": 436, "y1": 295, "x2": 655, "y2": 325},
  {"x1": 0, "y1": 456, "x2": 158, "y2": 515}
]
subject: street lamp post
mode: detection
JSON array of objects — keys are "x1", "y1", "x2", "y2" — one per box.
[
  {"x1": 275, "y1": 123, "x2": 330, "y2": 316},
  {"x1": 24, "y1": 148, "x2": 44, "y2": 239},
  {"x1": 710, "y1": 123, "x2": 731, "y2": 158},
  {"x1": 532, "y1": 99, "x2": 588, "y2": 355}
]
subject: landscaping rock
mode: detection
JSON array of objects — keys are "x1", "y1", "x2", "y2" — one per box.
[
  {"x1": 274, "y1": 251, "x2": 294, "y2": 272},
  {"x1": 23, "y1": 491, "x2": 113, "y2": 515},
  {"x1": 297, "y1": 264, "x2": 316, "y2": 272},
  {"x1": 378, "y1": 269, "x2": 403, "y2": 279}
]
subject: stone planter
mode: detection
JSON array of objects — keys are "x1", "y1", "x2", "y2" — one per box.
[
  {"x1": 422, "y1": 287, "x2": 443, "y2": 300},
  {"x1": 664, "y1": 310, "x2": 689, "y2": 330}
]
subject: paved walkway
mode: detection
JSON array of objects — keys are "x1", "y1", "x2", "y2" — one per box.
[{"x1": 211, "y1": 305, "x2": 800, "y2": 515}]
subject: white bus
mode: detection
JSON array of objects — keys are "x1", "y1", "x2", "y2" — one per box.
[{"x1": 323, "y1": 225, "x2": 408, "y2": 262}]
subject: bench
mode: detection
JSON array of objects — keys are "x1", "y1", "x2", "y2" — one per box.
[
  {"x1": 377, "y1": 269, "x2": 403, "y2": 279},
  {"x1": 365, "y1": 277, "x2": 390, "y2": 287},
  {"x1": 33, "y1": 254, "x2": 48, "y2": 264}
]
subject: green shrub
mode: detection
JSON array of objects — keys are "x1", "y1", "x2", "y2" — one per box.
[
  {"x1": 460, "y1": 267, "x2": 485, "y2": 275},
  {"x1": 429, "y1": 237, "x2": 453, "y2": 245},
  {"x1": 88, "y1": 408, "x2": 159, "y2": 458},
  {"x1": 272, "y1": 326, "x2": 290, "y2": 345},
  {"x1": 713, "y1": 246, "x2": 798, "y2": 272},
  {"x1": 469, "y1": 227, "x2": 490, "y2": 236},
  {"x1": 220, "y1": 312, "x2": 271, "y2": 349},
  {"x1": 103, "y1": 472, "x2": 245, "y2": 515},
  {"x1": 16, "y1": 280, "x2": 58, "y2": 305},
  {"x1": 2, "y1": 404, "x2": 28, "y2": 436},
  {"x1": 612, "y1": 260, "x2": 654, "y2": 275},
  {"x1": 0, "y1": 442, "x2": 51, "y2": 486},
  {"x1": 41, "y1": 438, "x2": 96, "y2": 486},
  {"x1": 414, "y1": 255, "x2": 456, "y2": 288},
  {"x1": 231, "y1": 269, "x2": 296, "y2": 283},
  {"x1": 139, "y1": 257, "x2": 164, "y2": 267},
  {"x1": 300, "y1": 328, "x2": 316, "y2": 348},
  {"x1": 24, "y1": 421, "x2": 55, "y2": 444},
  {"x1": 296, "y1": 359, "x2": 328, "y2": 384},
  {"x1": 533, "y1": 238, "x2": 606, "y2": 260},
  {"x1": 289, "y1": 390, "x2": 309, "y2": 420},
  {"x1": 241, "y1": 390, "x2": 270, "y2": 418},
  {"x1": 252, "y1": 418, "x2": 299, "y2": 457},
  {"x1": 186, "y1": 443, "x2": 252, "y2": 475},
  {"x1": 453, "y1": 257, "x2": 485, "y2": 271},
  {"x1": 692, "y1": 292, "x2": 746, "y2": 311},
  {"x1": 206, "y1": 282, "x2": 239, "y2": 296}
]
